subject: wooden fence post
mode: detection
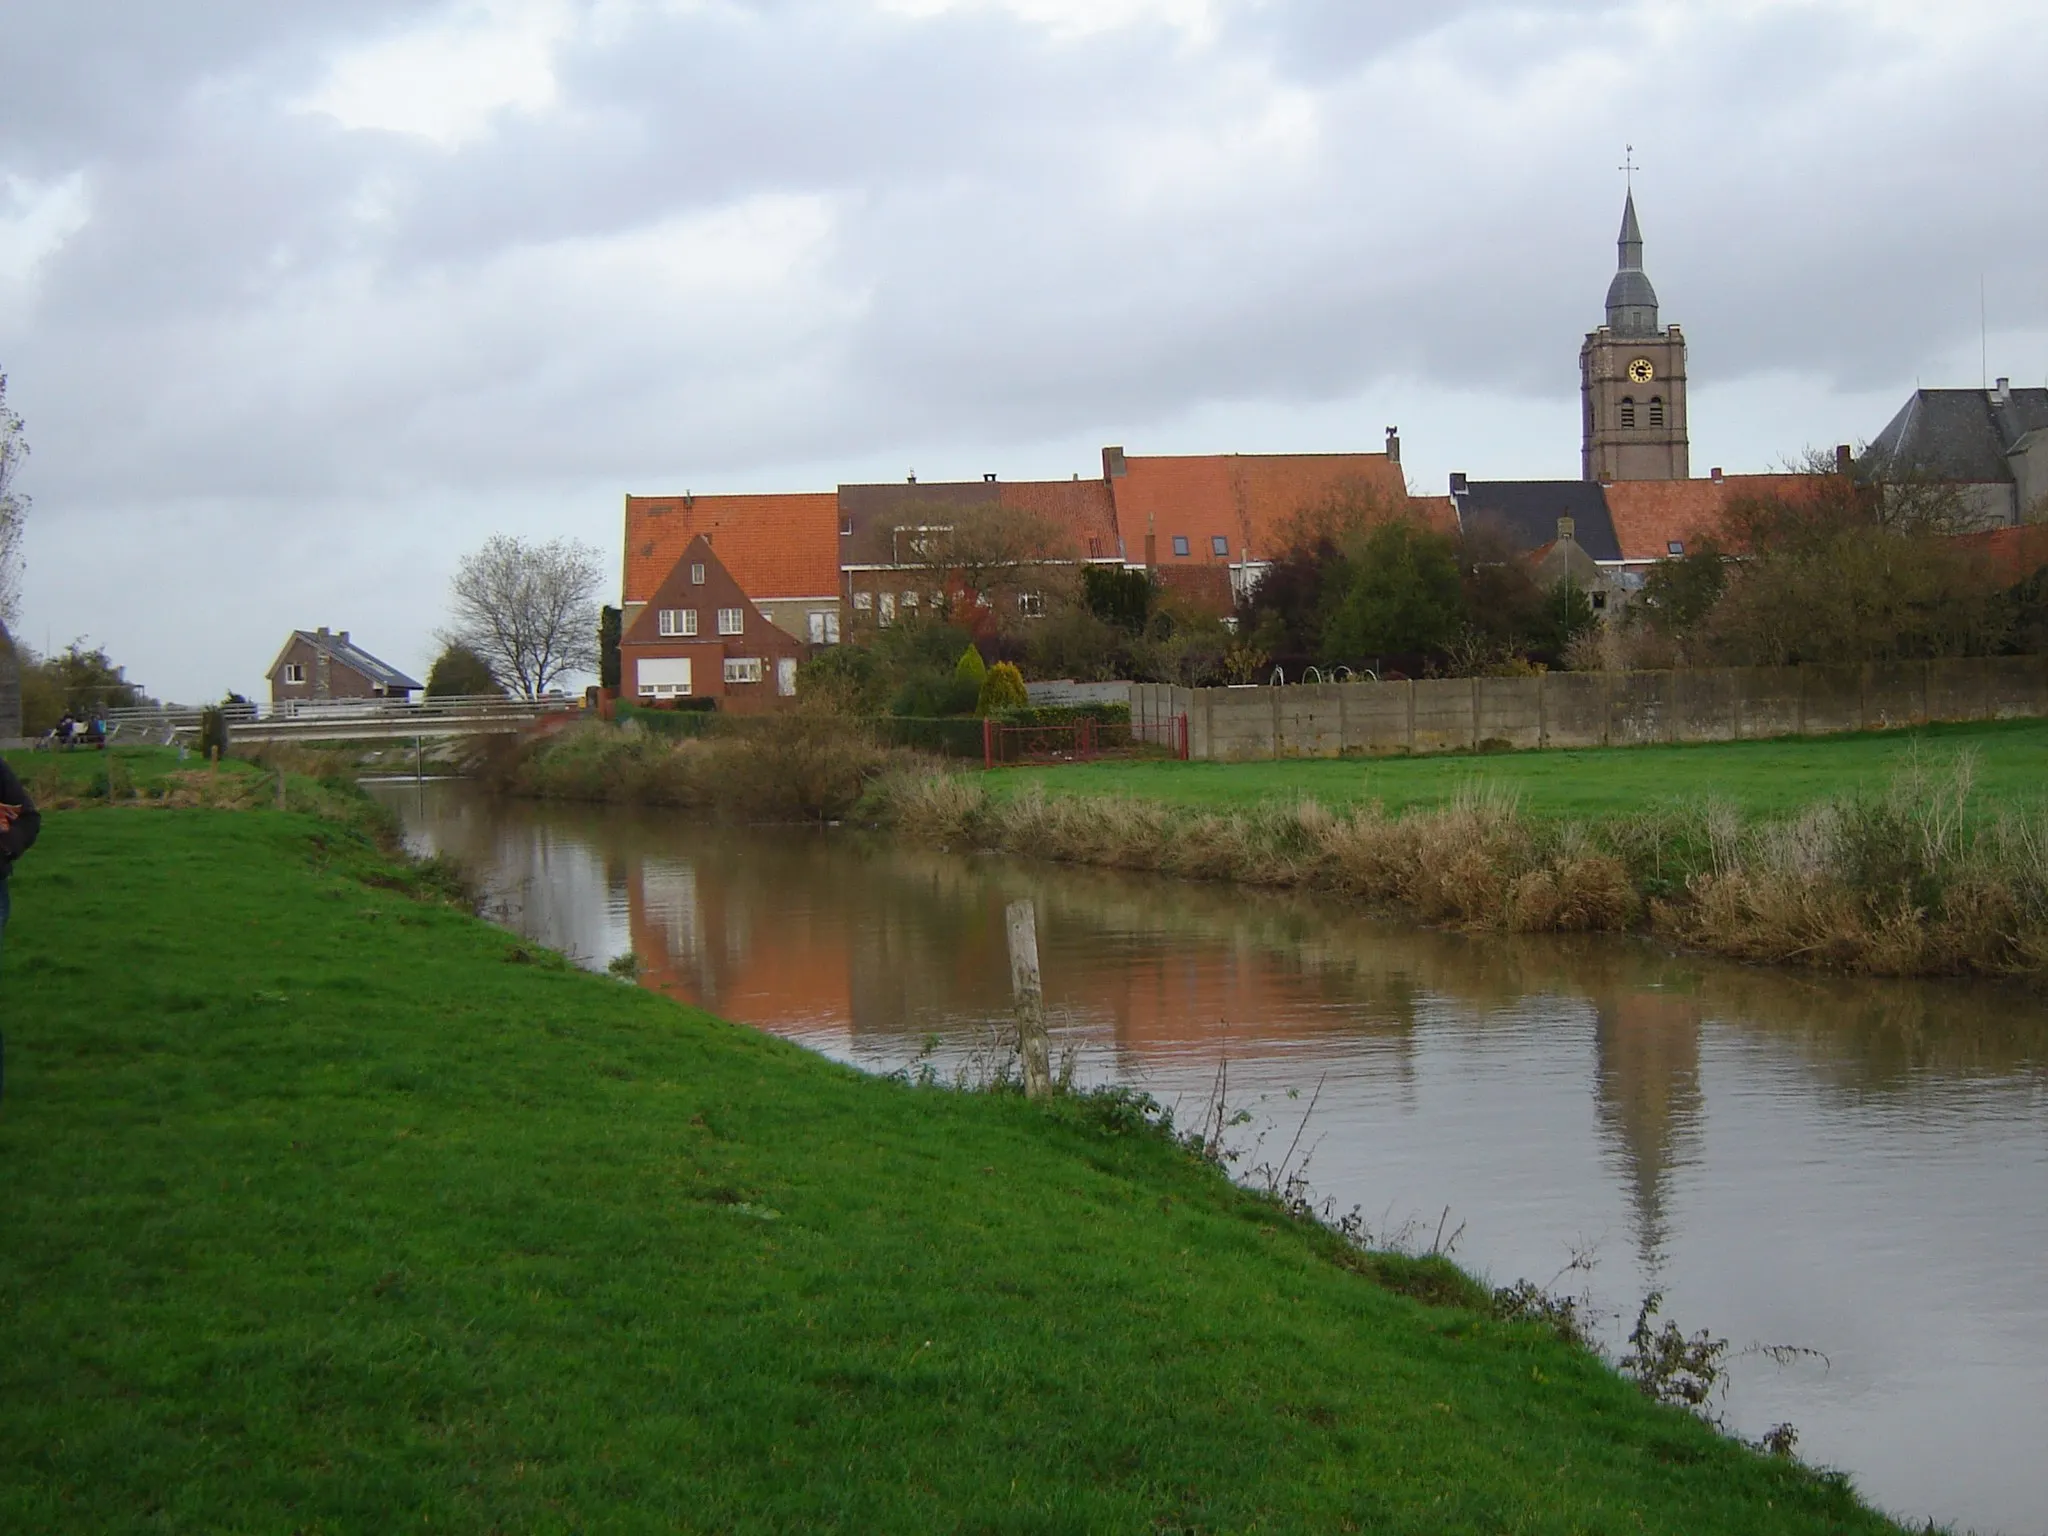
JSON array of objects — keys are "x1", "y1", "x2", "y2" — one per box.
[
  {"x1": 275, "y1": 767, "x2": 286, "y2": 811},
  {"x1": 1005, "y1": 899, "x2": 1052, "y2": 1100}
]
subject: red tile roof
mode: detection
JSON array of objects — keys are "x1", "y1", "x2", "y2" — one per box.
[
  {"x1": 1955, "y1": 523, "x2": 2048, "y2": 583},
  {"x1": 995, "y1": 478, "x2": 1121, "y2": 560},
  {"x1": 623, "y1": 492, "x2": 841, "y2": 605},
  {"x1": 1602, "y1": 474, "x2": 1817, "y2": 561},
  {"x1": 1107, "y1": 451, "x2": 1408, "y2": 565}
]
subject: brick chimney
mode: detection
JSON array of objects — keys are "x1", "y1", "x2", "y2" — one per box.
[
  {"x1": 1710, "y1": 467, "x2": 1723, "y2": 483},
  {"x1": 1384, "y1": 426, "x2": 1401, "y2": 465},
  {"x1": 1835, "y1": 443, "x2": 1853, "y2": 475},
  {"x1": 1993, "y1": 377, "x2": 2011, "y2": 405}
]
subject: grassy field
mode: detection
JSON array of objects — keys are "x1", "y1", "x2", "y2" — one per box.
[
  {"x1": 999, "y1": 717, "x2": 2048, "y2": 820},
  {"x1": 0, "y1": 798, "x2": 1902, "y2": 1532}
]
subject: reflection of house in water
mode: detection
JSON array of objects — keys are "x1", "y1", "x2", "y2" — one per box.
[
  {"x1": 627, "y1": 855, "x2": 854, "y2": 1029},
  {"x1": 1592, "y1": 988, "x2": 1704, "y2": 1272}
]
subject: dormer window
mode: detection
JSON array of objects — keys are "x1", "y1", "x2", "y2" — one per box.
[{"x1": 1619, "y1": 396, "x2": 1637, "y2": 429}]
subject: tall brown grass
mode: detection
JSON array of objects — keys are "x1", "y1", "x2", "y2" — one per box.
[
  {"x1": 873, "y1": 753, "x2": 2048, "y2": 978},
  {"x1": 481, "y1": 717, "x2": 913, "y2": 822}
]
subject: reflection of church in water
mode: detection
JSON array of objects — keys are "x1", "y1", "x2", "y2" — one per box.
[{"x1": 1592, "y1": 987, "x2": 1704, "y2": 1272}]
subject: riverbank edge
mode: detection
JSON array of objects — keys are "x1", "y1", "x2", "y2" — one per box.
[
  {"x1": 483, "y1": 721, "x2": 2048, "y2": 980},
  {"x1": 0, "y1": 783, "x2": 1904, "y2": 1532}
]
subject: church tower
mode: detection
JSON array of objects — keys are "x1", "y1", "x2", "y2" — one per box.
[{"x1": 1581, "y1": 191, "x2": 1688, "y2": 482}]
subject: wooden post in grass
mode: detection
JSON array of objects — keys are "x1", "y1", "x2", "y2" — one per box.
[
  {"x1": 1005, "y1": 899, "x2": 1052, "y2": 1100},
  {"x1": 275, "y1": 766, "x2": 286, "y2": 811}
]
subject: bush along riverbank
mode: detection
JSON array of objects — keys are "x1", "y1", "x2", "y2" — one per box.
[
  {"x1": 0, "y1": 778, "x2": 1912, "y2": 1532},
  {"x1": 871, "y1": 751, "x2": 2048, "y2": 979}
]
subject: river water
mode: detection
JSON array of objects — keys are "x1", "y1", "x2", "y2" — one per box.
[{"x1": 375, "y1": 779, "x2": 2048, "y2": 1536}]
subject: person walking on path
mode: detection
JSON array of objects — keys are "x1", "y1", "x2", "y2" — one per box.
[{"x1": 0, "y1": 752, "x2": 42, "y2": 1106}]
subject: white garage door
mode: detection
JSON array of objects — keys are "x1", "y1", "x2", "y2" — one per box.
[{"x1": 636, "y1": 657, "x2": 693, "y2": 697}]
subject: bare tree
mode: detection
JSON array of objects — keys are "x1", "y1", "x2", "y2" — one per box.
[
  {"x1": 875, "y1": 501, "x2": 1078, "y2": 632},
  {"x1": 443, "y1": 534, "x2": 601, "y2": 699},
  {"x1": 0, "y1": 372, "x2": 29, "y2": 628}
]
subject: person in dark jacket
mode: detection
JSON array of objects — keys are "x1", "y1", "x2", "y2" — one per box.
[{"x1": 1, "y1": 752, "x2": 41, "y2": 1106}]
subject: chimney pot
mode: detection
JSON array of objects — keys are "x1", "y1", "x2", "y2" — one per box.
[
  {"x1": 338, "y1": 631, "x2": 349, "y2": 647},
  {"x1": 983, "y1": 472, "x2": 996, "y2": 483},
  {"x1": 1448, "y1": 471, "x2": 1468, "y2": 494},
  {"x1": 907, "y1": 471, "x2": 917, "y2": 484},
  {"x1": 1710, "y1": 467, "x2": 1723, "y2": 483},
  {"x1": 1994, "y1": 377, "x2": 2011, "y2": 401}
]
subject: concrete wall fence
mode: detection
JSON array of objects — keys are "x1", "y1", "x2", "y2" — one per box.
[{"x1": 1131, "y1": 656, "x2": 2048, "y2": 762}]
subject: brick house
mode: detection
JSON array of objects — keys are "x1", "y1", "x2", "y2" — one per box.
[
  {"x1": 267, "y1": 628, "x2": 421, "y2": 705},
  {"x1": 622, "y1": 491, "x2": 842, "y2": 646},
  {"x1": 620, "y1": 533, "x2": 805, "y2": 711}
]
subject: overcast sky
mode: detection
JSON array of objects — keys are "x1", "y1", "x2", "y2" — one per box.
[{"x1": 3, "y1": 0, "x2": 2045, "y2": 702}]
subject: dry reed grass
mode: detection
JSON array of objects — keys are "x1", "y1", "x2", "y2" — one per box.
[{"x1": 875, "y1": 752, "x2": 2048, "y2": 977}]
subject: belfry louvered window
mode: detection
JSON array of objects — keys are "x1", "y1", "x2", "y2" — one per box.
[
  {"x1": 1620, "y1": 396, "x2": 1637, "y2": 428},
  {"x1": 1648, "y1": 396, "x2": 1665, "y2": 428}
]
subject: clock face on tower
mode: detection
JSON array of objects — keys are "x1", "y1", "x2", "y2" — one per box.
[{"x1": 1627, "y1": 358, "x2": 1655, "y2": 383}]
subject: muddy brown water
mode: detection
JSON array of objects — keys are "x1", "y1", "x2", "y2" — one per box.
[{"x1": 375, "y1": 779, "x2": 2048, "y2": 1536}]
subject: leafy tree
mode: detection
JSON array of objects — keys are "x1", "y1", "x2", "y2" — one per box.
[
  {"x1": 795, "y1": 644, "x2": 884, "y2": 715},
  {"x1": 1456, "y1": 522, "x2": 1546, "y2": 656},
  {"x1": 425, "y1": 642, "x2": 504, "y2": 698},
  {"x1": 18, "y1": 640, "x2": 143, "y2": 734},
  {"x1": 1634, "y1": 546, "x2": 1728, "y2": 647},
  {"x1": 0, "y1": 371, "x2": 28, "y2": 626},
  {"x1": 598, "y1": 605, "x2": 622, "y2": 690},
  {"x1": 1533, "y1": 579, "x2": 1598, "y2": 662},
  {"x1": 877, "y1": 503, "x2": 1076, "y2": 634},
  {"x1": 976, "y1": 661, "x2": 1029, "y2": 716},
  {"x1": 1081, "y1": 565, "x2": 1153, "y2": 633},
  {"x1": 1237, "y1": 541, "x2": 1343, "y2": 669},
  {"x1": 1320, "y1": 522, "x2": 1465, "y2": 662},
  {"x1": 443, "y1": 534, "x2": 601, "y2": 699},
  {"x1": 1025, "y1": 605, "x2": 1130, "y2": 682}
]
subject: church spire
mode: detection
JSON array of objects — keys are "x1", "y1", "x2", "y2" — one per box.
[{"x1": 1605, "y1": 190, "x2": 1659, "y2": 336}]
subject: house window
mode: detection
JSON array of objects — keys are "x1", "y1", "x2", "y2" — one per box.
[
  {"x1": 807, "y1": 610, "x2": 841, "y2": 644},
  {"x1": 1667, "y1": 540, "x2": 1685, "y2": 556},
  {"x1": 1620, "y1": 396, "x2": 1637, "y2": 429},
  {"x1": 901, "y1": 590, "x2": 919, "y2": 612},
  {"x1": 1172, "y1": 535, "x2": 1191, "y2": 557},
  {"x1": 716, "y1": 607, "x2": 744, "y2": 636},
  {"x1": 1018, "y1": 593, "x2": 1046, "y2": 618},
  {"x1": 879, "y1": 593, "x2": 896, "y2": 626},
  {"x1": 1591, "y1": 591, "x2": 1608, "y2": 610},
  {"x1": 637, "y1": 657, "x2": 693, "y2": 697},
  {"x1": 723, "y1": 657, "x2": 764, "y2": 685},
  {"x1": 1211, "y1": 535, "x2": 1229, "y2": 557},
  {"x1": 1648, "y1": 396, "x2": 1665, "y2": 428},
  {"x1": 853, "y1": 592, "x2": 873, "y2": 612},
  {"x1": 282, "y1": 663, "x2": 305, "y2": 684},
  {"x1": 658, "y1": 608, "x2": 697, "y2": 637},
  {"x1": 690, "y1": 563, "x2": 706, "y2": 585}
]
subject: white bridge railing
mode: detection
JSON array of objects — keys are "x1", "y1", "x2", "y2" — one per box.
[{"x1": 99, "y1": 693, "x2": 577, "y2": 741}]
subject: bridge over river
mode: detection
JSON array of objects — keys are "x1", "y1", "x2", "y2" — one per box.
[{"x1": 102, "y1": 693, "x2": 578, "y2": 746}]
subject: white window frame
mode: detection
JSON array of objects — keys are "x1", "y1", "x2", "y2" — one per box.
[
  {"x1": 853, "y1": 591, "x2": 874, "y2": 612},
  {"x1": 282, "y1": 662, "x2": 306, "y2": 684},
  {"x1": 636, "y1": 656, "x2": 693, "y2": 697},
  {"x1": 690, "y1": 562, "x2": 707, "y2": 585},
  {"x1": 723, "y1": 657, "x2": 764, "y2": 685},
  {"x1": 878, "y1": 593, "x2": 896, "y2": 626},
  {"x1": 716, "y1": 607, "x2": 744, "y2": 636},
  {"x1": 1017, "y1": 592, "x2": 1046, "y2": 618},
  {"x1": 658, "y1": 608, "x2": 698, "y2": 637},
  {"x1": 807, "y1": 610, "x2": 841, "y2": 644}
]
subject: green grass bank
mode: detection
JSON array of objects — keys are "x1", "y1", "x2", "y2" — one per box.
[
  {"x1": 997, "y1": 718, "x2": 2048, "y2": 820},
  {"x1": 0, "y1": 793, "x2": 1903, "y2": 1532}
]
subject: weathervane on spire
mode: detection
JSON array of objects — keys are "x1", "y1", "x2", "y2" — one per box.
[{"x1": 1619, "y1": 144, "x2": 1637, "y2": 191}]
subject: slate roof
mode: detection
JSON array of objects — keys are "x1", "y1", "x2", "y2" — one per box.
[
  {"x1": 271, "y1": 631, "x2": 421, "y2": 692},
  {"x1": 1451, "y1": 480, "x2": 1623, "y2": 562},
  {"x1": 623, "y1": 492, "x2": 842, "y2": 606},
  {"x1": 1868, "y1": 387, "x2": 2048, "y2": 484}
]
